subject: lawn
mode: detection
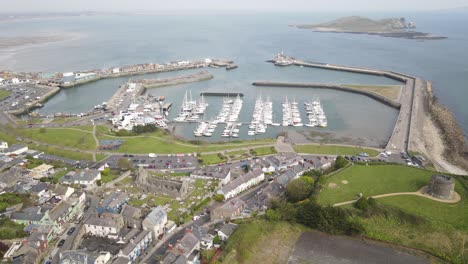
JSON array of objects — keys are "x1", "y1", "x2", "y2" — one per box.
[
  {"x1": 100, "y1": 170, "x2": 120, "y2": 183},
  {"x1": 222, "y1": 220, "x2": 307, "y2": 264},
  {"x1": 317, "y1": 165, "x2": 433, "y2": 205},
  {"x1": 100, "y1": 133, "x2": 274, "y2": 154},
  {"x1": 293, "y1": 144, "x2": 380, "y2": 157},
  {"x1": 0, "y1": 89, "x2": 11, "y2": 100},
  {"x1": 200, "y1": 153, "x2": 226, "y2": 165},
  {"x1": 317, "y1": 164, "x2": 468, "y2": 263},
  {"x1": 351, "y1": 181, "x2": 467, "y2": 264},
  {"x1": 343, "y1": 84, "x2": 402, "y2": 101},
  {"x1": 28, "y1": 143, "x2": 94, "y2": 161},
  {"x1": 251, "y1": 146, "x2": 277, "y2": 156},
  {"x1": 15, "y1": 128, "x2": 96, "y2": 150}
]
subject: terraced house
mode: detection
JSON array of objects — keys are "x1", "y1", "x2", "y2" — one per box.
[{"x1": 218, "y1": 168, "x2": 265, "y2": 199}]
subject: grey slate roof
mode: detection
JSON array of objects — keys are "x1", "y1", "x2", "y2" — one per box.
[
  {"x1": 221, "y1": 168, "x2": 263, "y2": 195},
  {"x1": 277, "y1": 169, "x2": 298, "y2": 187},
  {"x1": 121, "y1": 230, "x2": 151, "y2": 255},
  {"x1": 48, "y1": 201, "x2": 71, "y2": 221},
  {"x1": 11, "y1": 211, "x2": 45, "y2": 222},
  {"x1": 145, "y1": 206, "x2": 166, "y2": 226},
  {"x1": 59, "y1": 250, "x2": 96, "y2": 264},
  {"x1": 191, "y1": 166, "x2": 230, "y2": 179},
  {"x1": 85, "y1": 215, "x2": 117, "y2": 227},
  {"x1": 121, "y1": 204, "x2": 141, "y2": 219},
  {"x1": 219, "y1": 223, "x2": 237, "y2": 237},
  {"x1": 178, "y1": 232, "x2": 199, "y2": 254},
  {"x1": 102, "y1": 192, "x2": 128, "y2": 209},
  {"x1": 60, "y1": 169, "x2": 100, "y2": 183}
]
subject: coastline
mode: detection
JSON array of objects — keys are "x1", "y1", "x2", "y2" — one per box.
[
  {"x1": 411, "y1": 81, "x2": 467, "y2": 174},
  {"x1": 295, "y1": 27, "x2": 448, "y2": 40}
]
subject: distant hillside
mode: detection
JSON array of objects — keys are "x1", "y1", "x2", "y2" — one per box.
[
  {"x1": 294, "y1": 16, "x2": 446, "y2": 40},
  {"x1": 297, "y1": 16, "x2": 412, "y2": 33}
]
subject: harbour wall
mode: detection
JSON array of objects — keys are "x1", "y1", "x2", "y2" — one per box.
[
  {"x1": 59, "y1": 63, "x2": 210, "y2": 88},
  {"x1": 293, "y1": 60, "x2": 409, "y2": 83},
  {"x1": 8, "y1": 85, "x2": 61, "y2": 115},
  {"x1": 283, "y1": 59, "x2": 416, "y2": 152},
  {"x1": 251, "y1": 81, "x2": 401, "y2": 109},
  {"x1": 200, "y1": 92, "x2": 244, "y2": 97}
]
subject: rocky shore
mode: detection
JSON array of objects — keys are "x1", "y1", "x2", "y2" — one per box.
[{"x1": 426, "y1": 83, "x2": 468, "y2": 172}]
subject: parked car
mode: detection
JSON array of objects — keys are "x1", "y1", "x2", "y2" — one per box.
[
  {"x1": 67, "y1": 227, "x2": 75, "y2": 235},
  {"x1": 58, "y1": 239, "x2": 65, "y2": 247}
]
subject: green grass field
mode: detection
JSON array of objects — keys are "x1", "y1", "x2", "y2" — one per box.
[
  {"x1": 316, "y1": 164, "x2": 468, "y2": 263},
  {"x1": 15, "y1": 128, "x2": 96, "y2": 150},
  {"x1": 28, "y1": 144, "x2": 94, "y2": 161},
  {"x1": 251, "y1": 146, "x2": 277, "y2": 156},
  {"x1": 294, "y1": 144, "x2": 380, "y2": 157},
  {"x1": 222, "y1": 220, "x2": 307, "y2": 264},
  {"x1": 200, "y1": 153, "x2": 226, "y2": 165},
  {"x1": 100, "y1": 133, "x2": 274, "y2": 154},
  {"x1": 0, "y1": 89, "x2": 11, "y2": 100},
  {"x1": 317, "y1": 165, "x2": 434, "y2": 205}
]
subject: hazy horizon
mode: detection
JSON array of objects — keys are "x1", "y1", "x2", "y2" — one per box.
[{"x1": 4, "y1": 0, "x2": 468, "y2": 13}]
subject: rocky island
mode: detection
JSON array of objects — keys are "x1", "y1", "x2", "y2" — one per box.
[{"x1": 293, "y1": 16, "x2": 447, "y2": 40}]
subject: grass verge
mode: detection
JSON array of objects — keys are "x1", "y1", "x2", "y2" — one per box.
[{"x1": 294, "y1": 144, "x2": 379, "y2": 157}]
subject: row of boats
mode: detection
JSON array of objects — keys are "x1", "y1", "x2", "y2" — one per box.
[
  {"x1": 174, "y1": 91, "x2": 208, "y2": 122},
  {"x1": 193, "y1": 95, "x2": 327, "y2": 138},
  {"x1": 304, "y1": 100, "x2": 328, "y2": 127},
  {"x1": 248, "y1": 97, "x2": 280, "y2": 136},
  {"x1": 281, "y1": 97, "x2": 328, "y2": 127},
  {"x1": 193, "y1": 95, "x2": 243, "y2": 138}
]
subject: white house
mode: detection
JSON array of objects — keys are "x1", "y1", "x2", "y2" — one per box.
[
  {"x1": 218, "y1": 169, "x2": 265, "y2": 200},
  {"x1": 11, "y1": 78, "x2": 20, "y2": 84},
  {"x1": 218, "y1": 223, "x2": 238, "y2": 241},
  {"x1": 0, "y1": 141, "x2": 8, "y2": 150},
  {"x1": 84, "y1": 215, "x2": 124, "y2": 239},
  {"x1": 112, "y1": 68, "x2": 120, "y2": 74},
  {"x1": 118, "y1": 230, "x2": 152, "y2": 262},
  {"x1": 190, "y1": 167, "x2": 231, "y2": 186},
  {"x1": 59, "y1": 169, "x2": 101, "y2": 186},
  {"x1": 4, "y1": 144, "x2": 28, "y2": 156},
  {"x1": 142, "y1": 206, "x2": 167, "y2": 239}
]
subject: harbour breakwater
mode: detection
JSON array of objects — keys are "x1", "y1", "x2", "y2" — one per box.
[
  {"x1": 135, "y1": 70, "x2": 213, "y2": 89},
  {"x1": 251, "y1": 81, "x2": 401, "y2": 109},
  {"x1": 58, "y1": 59, "x2": 227, "y2": 88},
  {"x1": 268, "y1": 57, "x2": 415, "y2": 152}
]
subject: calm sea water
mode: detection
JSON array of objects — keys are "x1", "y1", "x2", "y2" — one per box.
[{"x1": 0, "y1": 11, "x2": 467, "y2": 145}]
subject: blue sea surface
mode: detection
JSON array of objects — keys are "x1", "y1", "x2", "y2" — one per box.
[{"x1": 0, "y1": 11, "x2": 466, "y2": 144}]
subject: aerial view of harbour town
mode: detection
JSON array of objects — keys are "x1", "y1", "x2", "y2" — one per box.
[{"x1": 0, "y1": 1, "x2": 467, "y2": 264}]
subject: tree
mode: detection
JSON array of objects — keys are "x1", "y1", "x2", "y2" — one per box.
[
  {"x1": 354, "y1": 197, "x2": 370, "y2": 211},
  {"x1": 101, "y1": 167, "x2": 110, "y2": 176},
  {"x1": 213, "y1": 194, "x2": 225, "y2": 202},
  {"x1": 117, "y1": 158, "x2": 132, "y2": 171},
  {"x1": 334, "y1": 156, "x2": 348, "y2": 170},
  {"x1": 285, "y1": 177, "x2": 315, "y2": 203},
  {"x1": 243, "y1": 164, "x2": 251, "y2": 173}
]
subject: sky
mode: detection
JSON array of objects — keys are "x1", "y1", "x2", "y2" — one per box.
[{"x1": 4, "y1": 0, "x2": 468, "y2": 13}]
